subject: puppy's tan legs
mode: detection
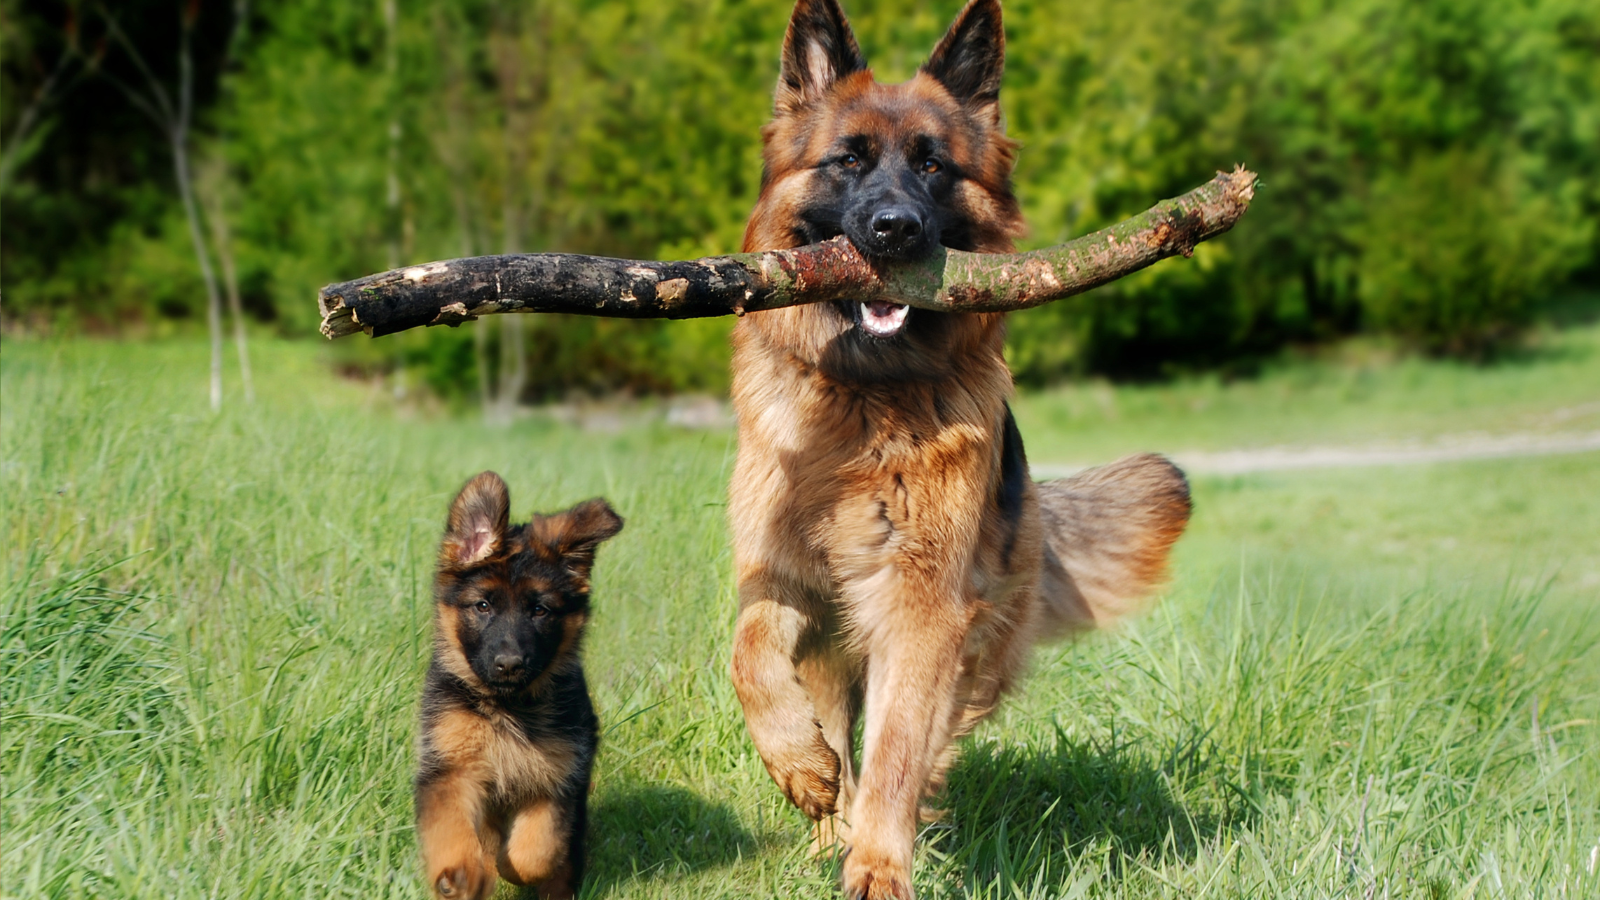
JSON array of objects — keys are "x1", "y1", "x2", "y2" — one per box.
[
  {"x1": 841, "y1": 601, "x2": 966, "y2": 900},
  {"x1": 417, "y1": 772, "x2": 498, "y2": 900},
  {"x1": 731, "y1": 581, "x2": 841, "y2": 821},
  {"x1": 498, "y1": 798, "x2": 573, "y2": 899}
]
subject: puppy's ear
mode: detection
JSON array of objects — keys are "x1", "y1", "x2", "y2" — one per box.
[
  {"x1": 440, "y1": 472, "x2": 509, "y2": 570},
  {"x1": 534, "y1": 498, "x2": 624, "y2": 586},
  {"x1": 922, "y1": 0, "x2": 1005, "y2": 114},
  {"x1": 777, "y1": 0, "x2": 867, "y2": 114}
]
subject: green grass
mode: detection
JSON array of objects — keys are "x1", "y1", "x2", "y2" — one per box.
[
  {"x1": 3, "y1": 334, "x2": 1597, "y2": 899},
  {"x1": 1011, "y1": 323, "x2": 1600, "y2": 460}
]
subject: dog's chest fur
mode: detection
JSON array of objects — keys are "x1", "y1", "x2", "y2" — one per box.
[
  {"x1": 729, "y1": 307, "x2": 1024, "y2": 600},
  {"x1": 418, "y1": 669, "x2": 594, "y2": 806}
]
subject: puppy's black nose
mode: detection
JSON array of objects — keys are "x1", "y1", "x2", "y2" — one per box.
[
  {"x1": 493, "y1": 653, "x2": 523, "y2": 677},
  {"x1": 871, "y1": 208, "x2": 923, "y2": 243}
]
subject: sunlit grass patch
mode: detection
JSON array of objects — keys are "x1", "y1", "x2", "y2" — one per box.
[{"x1": 2, "y1": 337, "x2": 1596, "y2": 899}]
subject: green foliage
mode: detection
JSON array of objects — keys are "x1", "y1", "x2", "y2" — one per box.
[
  {"x1": 1001, "y1": 0, "x2": 1600, "y2": 380},
  {"x1": 2, "y1": 0, "x2": 1598, "y2": 390},
  {"x1": 1358, "y1": 149, "x2": 1592, "y2": 353}
]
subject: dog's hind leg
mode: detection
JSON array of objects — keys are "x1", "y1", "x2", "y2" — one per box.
[
  {"x1": 731, "y1": 575, "x2": 842, "y2": 821},
  {"x1": 798, "y1": 646, "x2": 861, "y2": 855}
]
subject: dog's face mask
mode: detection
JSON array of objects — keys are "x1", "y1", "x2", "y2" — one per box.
[
  {"x1": 433, "y1": 473, "x2": 623, "y2": 695},
  {"x1": 741, "y1": 0, "x2": 1024, "y2": 365}
]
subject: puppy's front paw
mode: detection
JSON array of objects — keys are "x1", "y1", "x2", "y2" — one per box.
[
  {"x1": 771, "y1": 733, "x2": 841, "y2": 820},
  {"x1": 841, "y1": 844, "x2": 912, "y2": 900},
  {"x1": 430, "y1": 856, "x2": 494, "y2": 900}
]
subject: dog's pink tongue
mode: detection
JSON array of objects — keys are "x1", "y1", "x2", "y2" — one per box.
[{"x1": 859, "y1": 301, "x2": 909, "y2": 337}]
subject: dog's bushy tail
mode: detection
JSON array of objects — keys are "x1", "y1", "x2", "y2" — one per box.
[{"x1": 1033, "y1": 453, "x2": 1192, "y2": 639}]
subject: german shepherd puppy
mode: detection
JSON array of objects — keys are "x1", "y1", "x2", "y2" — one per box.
[
  {"x1": 728, "y1": 2, "x2": 1192, "y2": 897},
  {"x1": 415, "y1": 472, "x2": 623, "y2": 900}
]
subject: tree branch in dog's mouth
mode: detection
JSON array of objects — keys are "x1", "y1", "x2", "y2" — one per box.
[{"x1": 318, "y1": 168, "x2": 1257, "y2": 340}]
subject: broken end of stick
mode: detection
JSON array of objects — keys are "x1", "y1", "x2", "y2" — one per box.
[
  {"x1": 1223, "y1": 165, "x2": 1258, "y2": 206},
  {"x1": 317, "y1": 287, "x2": 370, "y2": 339}
]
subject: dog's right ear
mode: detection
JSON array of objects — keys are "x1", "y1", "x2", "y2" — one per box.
[
  {"x1": 923, "y1": 0, "x2": 1006, "y2": 117},
  {"x1": 440, "y1": 472, "x2": 509, "y2": 570},
  {"x1": 777, "y1": 0, "x2": 867, "y2": 114}
]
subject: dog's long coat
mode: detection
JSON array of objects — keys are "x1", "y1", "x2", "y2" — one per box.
[
  {"x1": 415, "y1": 474, "x2": 623, "y2": 900},
  {"x1": 727, "y1": 2, "x2": 1192, "y2": 897}
]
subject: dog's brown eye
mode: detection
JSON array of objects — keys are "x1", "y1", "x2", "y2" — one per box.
[
  {"x1": 474, "y1": 600, "x2": 491, "y2": 612},
  {"x1": 922, "y1": 158, "x2": 942, "y2": 174},
  {"x1": 531, "y1": 605, "x2": 549, "y2": 617},
  {"x1": 841, "y1": 153, "x2": 859, "y2": 169}
]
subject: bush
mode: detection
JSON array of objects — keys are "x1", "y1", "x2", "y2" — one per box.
[
  {"x1": 1357, "y1": 150, "x2": 1593, "y2": 354},
  {"x1": 4, "y1": 0, "x2": 1598, "y2": 382}
]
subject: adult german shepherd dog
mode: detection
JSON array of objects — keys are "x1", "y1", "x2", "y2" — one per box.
[
  {"x1": 415, "y1": 472, "x2": 623, "y2": 900},
  {"x1": 728, "y1": 1, "x2": 1192, "y2": 896}
]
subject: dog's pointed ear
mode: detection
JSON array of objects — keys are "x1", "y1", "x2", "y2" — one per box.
[
  {"x1": 537, "y1": 498, "x2": 624, "y2": 586},
  {"x1": 923, "y1": 0, "x2": 1005, "y2": 113},
  {"x1": 777, "y1": 0, "x2": 867, "y2": 114},
  {"x1": 440, "y1": 472, "x2": 509, "y2": 570}
]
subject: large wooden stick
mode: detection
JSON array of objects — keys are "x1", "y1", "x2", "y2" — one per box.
[{"x1": 319, "y1": 167, "x2": 1256, "y2": 339}]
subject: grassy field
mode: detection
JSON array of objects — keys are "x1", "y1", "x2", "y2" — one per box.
[{"x1": 3, "y1": 330, "x2": 1598, "y2": 899}]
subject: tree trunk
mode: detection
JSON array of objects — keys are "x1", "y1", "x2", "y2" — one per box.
[
  {"x1": 487, "y1": 1, "x2": 539, "y2": 422},
  {"x1": 174, "y1": 136, "x2": 224, "y2": 410},
  {"x1": 200, "y1": 158, "x2": 255, "y2": 403},
  {"x1": 320, "y1": 168, "x2": 1258, "y2": 340},
  {"x1": 92, "y1": 5, "x2": 237, "y2": 410},
  {"x1": 384, "y1": 0, "x2": 401, "y2": 272}
]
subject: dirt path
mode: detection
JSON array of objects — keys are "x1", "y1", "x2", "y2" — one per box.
[{"x1": 1031, "y1": 430, "x2": 1600, "y2": 478}]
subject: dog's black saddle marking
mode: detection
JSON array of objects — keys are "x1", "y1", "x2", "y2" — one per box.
[{"x1": 997, "y1": 403, "x2": 1027, "y2": 565}]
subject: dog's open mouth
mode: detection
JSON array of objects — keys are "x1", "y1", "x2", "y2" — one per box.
[
  {"x1": 489, "y1": 676, "x2": 532, "y2": 695},
  {"x1": 858, "y1": 300, "x2": 909, "y2": 338}
]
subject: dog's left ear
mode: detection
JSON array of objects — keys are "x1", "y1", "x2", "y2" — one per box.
[
  {"x1": 536, "y1": 498, "x2": 624, "y2": 584},
  {"x1": 922, "y1": 0, "x2": 1005, "y2": 115}
]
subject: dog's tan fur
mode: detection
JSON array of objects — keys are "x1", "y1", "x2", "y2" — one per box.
[
  {"x1": 416, "y1": 475, "x2": 621, "y2": 900},
  {"x1": 727, "y1": 3, "x2": 1192, "y2": 897}
]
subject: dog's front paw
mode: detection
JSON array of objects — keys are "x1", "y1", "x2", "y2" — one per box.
[
  {"x1": 841, "y1": 844, "x2": 913, "y2": 900},
  {"x1": 430, "y1": 856, "x2": 495, "y2": 900},
  {"x1": 769, "y1": 732, "x2": 841, "y2": 820}
]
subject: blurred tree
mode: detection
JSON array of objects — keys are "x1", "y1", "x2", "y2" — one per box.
[
  {"x1": 94, "y1": 3, "x2": 233, "y2": 409},
  {"x1": 1358, "y1": 148, "x2": 1591, "y2": 353},
  {"x1": 1000, "y1": 0, "x2": 1600, "y2": 380},
  {"x1": 195, "y1": 0, "x2": 256, "y2": 404},
  {"x1": 3, "y1": 0, "x2": 232, "y2": 327},
  {"x1": 0, "y1": 2, "x2": 98, "y2": 195}
]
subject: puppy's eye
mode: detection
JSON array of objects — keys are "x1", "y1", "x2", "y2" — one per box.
[
  {"x1": 840, "y1": 153, "x2": 860, "y2": 169},
  {"x1": 474, "y1": 600, "x2": 491, "y2": 613},
  {"x1": 531, "y1": 605, "x2": 550, "y2": 617},
  {"x1": 921, "y1": 158, "x2": 942, "y2": 174}
]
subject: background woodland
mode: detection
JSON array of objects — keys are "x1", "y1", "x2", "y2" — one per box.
[{"x1": 4, "y1": 0, "x2": 1598, "y2": 400}]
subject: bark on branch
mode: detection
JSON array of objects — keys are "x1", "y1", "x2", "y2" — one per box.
[{"x1": 319, "y1": 167, "x2": 1256, "y2": 339}]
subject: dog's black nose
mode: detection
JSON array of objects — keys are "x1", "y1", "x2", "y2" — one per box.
[
  {"x1": 871, "y1": 208, "x2": 923, "y2": 244},
  {"x1": 493, "y1": 653, "x2": 523, "y2": 676}
]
